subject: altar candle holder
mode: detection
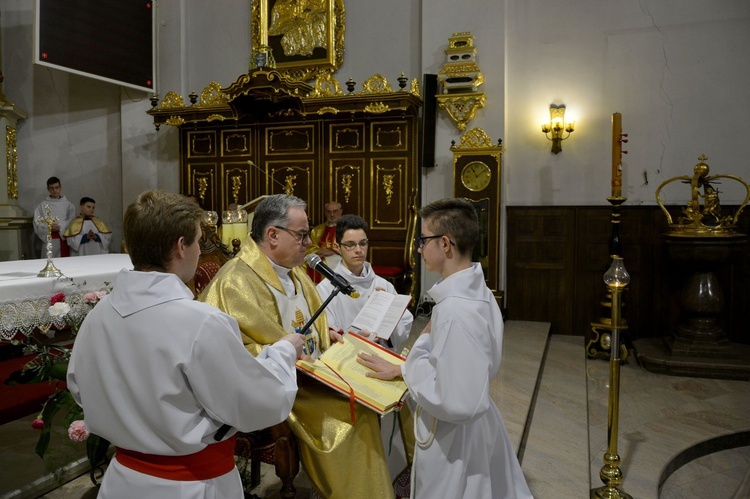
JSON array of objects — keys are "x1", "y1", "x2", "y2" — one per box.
[{"x1": 591, "y1": 257, "x2": 632, "y2": 499}]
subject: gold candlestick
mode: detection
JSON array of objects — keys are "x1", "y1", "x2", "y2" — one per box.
[
  {"x1": 35, "y1": 204, "x2": 62, "y2": 278},
  {"x1": 591, "y1": 257, "x2": 632, "y2": 499}
]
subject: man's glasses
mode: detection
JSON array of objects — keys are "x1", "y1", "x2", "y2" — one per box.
[
  {"x1": 339, "y1": 239, "x2": 369, "y2": 251},
  {"x1": 273, "y1": 226, "x2": 311, "y2": 243},
  {"x1": 416, "y1": 234, "x2": 455, "y2": 249}
]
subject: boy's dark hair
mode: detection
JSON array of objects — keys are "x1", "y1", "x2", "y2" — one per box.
[
  {"x1": 46, "y1": 176, "x2": 61, "y2": 187},
  {"x1": 124, "y1": 190, "x2": 203, "y2": 271},
  {"x1": 419, "y1": 198, "x2": 480, "y2": 256},
  {"x1": 335, "y1": 214, "x2": 369, "y2": 243},
  {"x1": 80, "y1": 197, "x2": 95, "y2": 206}
]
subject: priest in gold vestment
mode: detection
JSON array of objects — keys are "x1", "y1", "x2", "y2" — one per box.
[{"x1": 200, "y1": 194, "x2": 395, "y2": 499}]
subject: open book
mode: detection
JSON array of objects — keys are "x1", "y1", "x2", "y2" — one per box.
[
  {"x1": 349, "y1": 290, "x2": 412, "y2": 341},
  {"x1": 295, "y1": 333, "x2": 408, "y2": 414}
]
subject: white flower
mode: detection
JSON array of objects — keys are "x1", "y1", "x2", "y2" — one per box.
[{"x1": 49, "y1": 302, "x2": 71, "y2": 318}]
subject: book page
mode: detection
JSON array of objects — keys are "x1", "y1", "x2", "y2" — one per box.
[
  {"x1": 349, "y1": 290, "x2": 411, "y2": 341},
  {"x1": 295, "y1": 333, "x2": 407, "y2": 412}
]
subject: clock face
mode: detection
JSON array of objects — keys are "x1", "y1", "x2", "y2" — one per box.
[{"x1": 461, "y1": 161, "x2": 492, "y2": 192}]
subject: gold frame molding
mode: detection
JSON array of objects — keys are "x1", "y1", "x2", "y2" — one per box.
[{"x1": 251, "y1": 0, "x2": 346, "y2": 82}]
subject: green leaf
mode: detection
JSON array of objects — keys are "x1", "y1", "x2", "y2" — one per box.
[{"x1": 48, "y1": 362, "x2": 69, "y2": 381}]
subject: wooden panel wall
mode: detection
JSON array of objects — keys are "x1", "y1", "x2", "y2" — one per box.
[{"x1": 506, "y1": 206, "x2": 750, "y2": 344}]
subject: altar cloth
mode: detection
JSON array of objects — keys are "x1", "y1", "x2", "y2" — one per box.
[{"x1": 0, "y1": 254, "x2": 133, "y2": 339}]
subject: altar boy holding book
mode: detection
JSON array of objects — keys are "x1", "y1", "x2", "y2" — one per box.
[
  {"x1": 357, "y1": 198, "x2": 533, "y2": 499},
  {"x1": 316, "y1": 214, "x2": 414, "y2": 352}
]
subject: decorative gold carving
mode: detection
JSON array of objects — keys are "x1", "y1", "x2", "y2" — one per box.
[
  {"x1": 451, "y1": 127, "x2": 496, "y2": 150},
  {"x1": 342, "y1": 173, "x2": 353, "y2": 203},
  {"x1": 6, "y1": 125, "x2": 18, "y2": 199},
  {"x1": 268, "y1": 108, "x2": 300, "y2": 118},
  {"x1": 317, "y1": 106, "x2": 340, "y2": 115},
  {"x1": 361, "y1": 74, "x2": 393, "y2": 94},
  {"x1": 375, "y1": 126, "x2": 403, "y2": 149},
  {"x1": 197, "y1": 177, "x2": 208, "y2": 205},
  {"x1": 364, "y1": 102, "x2": 389, "y2": 114},
  {"x1": 166, "y1": 116, "x2": 186, "y2": 127},
  {"x1": 436, "y1": 93, "x2": 486, "y2": 131},
  {"x1": 308, "y1": 73, "x2": 345, "y2": 98},
  {"x1": 410, "y1": 78, "x2": 420, "y2": 97},
  {"x1": 231, "y1": 175, "x2": 242, "y2": 205},
  {"x1": 284, "y1": 175, "x2": 297, "y2": 196},
  {"x1": 334, "y1": 127, "x2": 360, "y2": 150},
  {"x1": 191, "y1": 135, "x2": 213, "y2": 155},
  {"x1": 200, "y1": 82, "x2": 228, "y2": 106},
  {"x1": 206, "y1": 114, "x2": 227, "y2": 122},
  {"x1": 225, "y1": 133, "x2": 249, "y2": 153},
  {"x1": 656, "y1": 154, "x2": 750, "y2": 237},
  {"x1": 269, "y1": 129, "x2": 311, "y2": 152},
  {"x1": 251, "y1": 0, "x2": 346, "y2": 82},
  {"x1": 161, "y1": 91, "x2": 185, "y2": 109},
  {"x1": 383, "y1": 174, "x2": 394, "y2": 205}
]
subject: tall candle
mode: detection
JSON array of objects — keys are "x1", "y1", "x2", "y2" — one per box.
[{"x1": 611, "y1": 113, "x2": 623, "y2": 198}]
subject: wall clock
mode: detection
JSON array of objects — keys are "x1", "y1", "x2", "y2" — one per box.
[{"x1": 461, "y1": 160, "x2": 492, "y2": 192}]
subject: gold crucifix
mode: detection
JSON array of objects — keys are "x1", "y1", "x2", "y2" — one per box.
[{"x1": 35, "y1": 204, "x2": 62, "y2": 277}]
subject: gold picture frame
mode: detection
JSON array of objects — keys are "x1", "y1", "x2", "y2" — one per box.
[{"x1": 251, "y1": 0, "x2": 346, "y2": 82}]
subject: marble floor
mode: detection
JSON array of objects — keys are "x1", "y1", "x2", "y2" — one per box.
[{"x1": 1, "y1": 318, "x2": 749, "y2": 498}]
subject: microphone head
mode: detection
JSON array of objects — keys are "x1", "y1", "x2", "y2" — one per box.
[{"x1": 305, "y1": 253, "x2": 322, "y2": 269}]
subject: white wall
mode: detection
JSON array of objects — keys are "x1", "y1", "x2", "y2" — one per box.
[{"x1": 3, "y1": 0, "x2": 749, "y2": 277}]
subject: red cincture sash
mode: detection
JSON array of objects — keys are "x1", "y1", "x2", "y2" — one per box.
[
  {"x1": 51, "y1": 232, "x2": 70, "y2": 257},
  {"x1": 115, "y1": 435, "x2": 236, "y2": 481}
]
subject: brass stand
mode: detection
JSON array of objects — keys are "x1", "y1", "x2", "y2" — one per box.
[{"x1": 591, "y1": 258, "x2": 632, "y2": 499}]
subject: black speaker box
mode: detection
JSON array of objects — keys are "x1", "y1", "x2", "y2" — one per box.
[{"x1": 420, "y1": 74, "x2": 439, "y2": 168}]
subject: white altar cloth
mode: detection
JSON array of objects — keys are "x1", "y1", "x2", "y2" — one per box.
[{"x1": 0, "y1": 254, "x2": 133, "y2": 339}]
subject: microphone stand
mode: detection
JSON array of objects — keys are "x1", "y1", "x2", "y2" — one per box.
[{"x1": 298, "y1": 286, "x2": 342, "y2": 335}]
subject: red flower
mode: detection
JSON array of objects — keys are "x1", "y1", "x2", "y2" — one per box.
[
  {"x1": 32, "y1": 418, "x2": 45, "y2": 430},
  {"x1": 50, "y1": 293, "x2": 66, "y2": 306}
]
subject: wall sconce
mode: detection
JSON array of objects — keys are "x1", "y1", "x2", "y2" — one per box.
[{"x1": 541, "y1": 104, "x2": 575, "y2": 154}]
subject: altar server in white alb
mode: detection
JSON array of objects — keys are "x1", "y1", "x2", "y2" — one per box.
[
  {"x1": 67, "y1": 190, "x2": 304, "y2": 499},
  {"x1": 63, "y1": 197, "x2": 112, "y2": 255},
  {"x1": 357, "y1": 198, "x2": 533, "y2": 499},
  {"x1": 33, "y1": 176, "x2": 76, "y2": 258},
  {"x1": 315, "y1": 214, "x2": 413, "y2": 352}
]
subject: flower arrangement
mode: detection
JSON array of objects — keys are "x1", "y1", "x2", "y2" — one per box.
[{"x1": 11, "y1": 277, "x2": 113, "y2": 477}]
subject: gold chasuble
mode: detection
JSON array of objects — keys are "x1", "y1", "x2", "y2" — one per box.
[{"x1": 199, "y1": 238, "x2": 394, "y2": 499}]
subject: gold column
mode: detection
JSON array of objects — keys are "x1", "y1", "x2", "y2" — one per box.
[{"x1": 591, "y1": 257, "x2": 631, "y2": 499}]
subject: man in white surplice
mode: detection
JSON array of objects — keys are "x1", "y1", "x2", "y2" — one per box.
[
  {"x1": 67, "y1": 190, "x2": 304, "y2": 499},
  {"x1": 33, "y1": 176, "x2": 76, "y2": 258},
  {"x1": 358, "y1": 198, "x2": 533, "y2": 499}
]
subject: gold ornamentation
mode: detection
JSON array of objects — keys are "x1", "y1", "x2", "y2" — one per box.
[
  {"x1": 200, "y1": 82, "x2": 229, "y2": 106},
  {"x1": 308, "y1": 73, "x2": 344, "y2": 97},
  {"x1": 383, "y1": 174, "x2": 394, "y2": 205},
  {"x1": 436, "y1": 93, "x2": 485, "y2": 131},
  {"x1": 410, "y1": 78, "x2": 420, "y2": 97},
  {"x1": 231, "y1": 175, "x2": 242, "y2": 205},
  {"x1": 6, "y1": 125, "x2": 18, "y2": 199},
  {"x1": 161, "y1": 91, "x2": 185, "y2": 109},
  {"x1": 166, "y1": 116, "x2": 186, "y2": 127},
  {"x1": 317, "y1": 106, "x2": 340, "y2": 115},
  {"x1": 197, "y1": 177, "x2": 208, "y2": 205},
  {"x1": 342, "y1": 173, "x2": 353, "y2": 203},
  {"x1": 655, "y1": 155, "x2": 750, "y2": 237},
  {"x1": 206, "y1": 114, "x2": 227, "y2": 122},
  {"x1": 364, "y1": 102, "x2": 389, "y2": 114},
  {"x1": 360, "y1": 74, "x2": 393, "y2": 94},
  {"x1": 452, "y1": 127, "x2": 495, "y2": 150},
  {"x1": 251, "y1": 0, "x2": 346, "y2": 82},
  {"x1": 284, "y1": 175, "x2": 297, "y2": 196}
]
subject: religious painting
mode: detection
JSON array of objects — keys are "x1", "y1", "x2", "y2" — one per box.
[{"x1": 251, "y1": 0, "x2": 346, "y2": 82}]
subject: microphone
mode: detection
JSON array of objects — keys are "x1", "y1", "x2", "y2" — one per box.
[{"x1": 305, "y1": 254, "x2": 360, "y2": 298}]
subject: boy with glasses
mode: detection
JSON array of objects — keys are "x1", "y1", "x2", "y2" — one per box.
[
  {"x1": 33, "y1": 176, "x2": 76, "y2": 258},
  {"x1": 316, "y1": 214, "x2": 413, "y2": 352},
  {"x1": 357, "y1": 198, "x2": 532, "y2": 499}
]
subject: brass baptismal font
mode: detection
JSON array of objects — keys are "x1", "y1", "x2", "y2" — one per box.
[{"x1": 635, "y1": 155, "x2": 750, "y2": 380}]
